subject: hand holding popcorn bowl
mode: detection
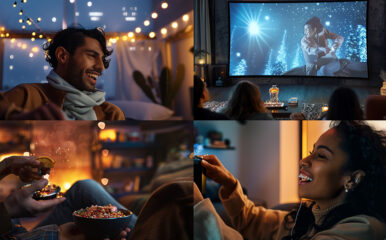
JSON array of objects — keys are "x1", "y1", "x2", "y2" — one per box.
[{"x1": 73, "y1": 204, "x2": 133, "y2": 240}]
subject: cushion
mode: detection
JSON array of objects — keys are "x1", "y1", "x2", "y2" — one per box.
[{"x1": 109, "y1": 100, "x2": 174, "y2": 120}]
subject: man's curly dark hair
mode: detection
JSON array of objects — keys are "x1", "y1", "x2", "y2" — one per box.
[
  {"x1": 43, "y1": 27, "x2": 113, "y2": 69},
  {"x1": 282, "y1": 121, "x2": 386, "y2": 240}
]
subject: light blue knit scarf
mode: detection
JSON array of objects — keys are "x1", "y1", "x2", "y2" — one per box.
[{"x1": 46, "y1": 70, "x2": 106, "y2": 120}]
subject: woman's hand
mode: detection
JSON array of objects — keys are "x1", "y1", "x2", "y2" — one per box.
[
  {"x1": 200, "y1": 155, "x2": 237, "y2": 198},
  {"x1": 0, "y1": 156, "x2": 42, "y2": 182},
  {"x1": 3, "y1": 179, "x2": 66, "y2": 218}
]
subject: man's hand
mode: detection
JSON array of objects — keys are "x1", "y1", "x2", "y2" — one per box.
[
  {"x1": 0, "y1": 156, "x2": 42, "y2": 182},
  {"x1": 10, "y1": 102, "x2": 65, "y2": 120},
  {"x1": 200, "y1": 155, "x2": 237, "y2": 198},
  {"x1": 104, "y1": 228, "x2": 131, "y2": 240},
  {"x1": 3, "y1": 179, "x2": 66, "y2": 218}
]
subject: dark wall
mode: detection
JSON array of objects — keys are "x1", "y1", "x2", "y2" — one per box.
[{"x1": 210, "y1": 0, "x2": 386, "y2": 88}]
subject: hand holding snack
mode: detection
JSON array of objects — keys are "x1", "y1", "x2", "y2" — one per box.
[
  {"x1": 0, "y1": 156, "x2": 41, "y2": 182},
  {"x1": 3, "y1": 178, "x2": 66, "y2": 218},
  {"x1": 36, "y1": 156, "x2": 56, "y2": 176}
]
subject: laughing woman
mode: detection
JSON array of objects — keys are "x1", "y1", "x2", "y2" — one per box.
[{"x1": 197, "y1": 121, "x2": 386, "y2": 239}]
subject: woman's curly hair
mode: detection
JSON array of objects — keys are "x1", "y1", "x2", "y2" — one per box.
[
  {"x1": 283, "y1": 121, "x2": 386, "y2": 240},
  {"x1": 43, "y1": 27, "x2": 113, "y2": 69}
]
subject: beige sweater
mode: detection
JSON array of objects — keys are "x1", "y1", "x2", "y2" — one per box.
[{"x1": 198, "y1": 180, "x2": 386, "y2": 240}]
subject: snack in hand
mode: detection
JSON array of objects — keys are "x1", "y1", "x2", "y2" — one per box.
[{"x1": 36, "y1": 156, "x2": 55, "y2": 175}]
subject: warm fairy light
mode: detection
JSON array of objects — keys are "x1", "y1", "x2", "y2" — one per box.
[
  {"x1": 13, "y1": 1, "x2": 17, "y2": 7},
  {"x1": 99, "y1": 129, "x2": 116, "y2": 141},
  {"x1": 64, "y1": 182, "x2": 71, "y2": 190},
  {"x1": 11, "y1": 38, "x2": 15, "y2": 43},
  {"x1": 161, "y1": 1, "x2": 168, "y2": 9},
  {"x1": 161, "y1": 28, "x2": 167, "y2": 35},
  {"x1": 131, "y1": 38, "x2": 135, "y2": 43},
  {"x1": 39, "y1": 34, "x2": 43, "y2": 38},
  {"x1": 135, "y1": 27, "x2": 141, "y2": 33},
  {"x1": 151, "y1": 12, "x2": 158, "y2": 19},
  {"x1": 52, "y1": 17, "x2": 57, "y2": 22},
  {"x1": 21, "y1": 0, "x2": 27, "y2": 3},
  {"x1": 29, "y1": 52, "x2": 34, "y2": 57},
  {"x1": 0, "y1": 33, "x2": 4, "y2": 38},
  {"x1": 0, "y1": 27, "x2": 4, "y2": 31},
  {"x1": 109, "y1": 38, "x2": 117, "y2": 44},
  {"x1": 10, "y1": 55, "x2": 14, "y2": 59},
  {"x1": 182, "y1": 14, "x2": 189, "y2": 22},
  {"x1": 19, "y1": 19, "x2": 23, "y2": 23},
  {"x1": 26, "y1": 20, "x2": 32, "y2": 25},
  {"x1": 19, "y1": 10, "x2": 23, "y2": 15},
  {"x1": 37, "y1": 17, "x2": 42, "y2": 22},
  {"x1": 87, "y1": 1, "x2": 92, "y2": 7},
  {"x1": 21, "y1": 25, "x2": 25, "y2": 29},
  {"x1": 101, "y1": 178, "x2": 109, "y2": 185},
  {"x1": 32, "y1": 32, "x2": 36, "y2": 36},
  {"x1": 31, "y1": 37, "x2": 35, "y2": 41},
  {"x1": 47, "y1": 38, "x2": 52, "y2": 42},
  {"x1": 127, "y1": 32, "x2": 134, "y2": 38},
  {"x1": 144, "y1": 20, "x2": 150, "y2": 26},
  {"x1": 171, "y1": 21, "x2": 178, "y2": 29},
  {"x1": 9, "y1": 65, "x2": 13, "y2": 70},
  {"x1": 102, "y1": 149, "x2": 109, "y2": 157},
  {"x1": 69, "y1": 0, "x2": 75, "y2": 3},
  {"x1": 322, "y1": 106, "x2": 329, "y2": 112},
  {"x1": 32, "y1": 47, "x2": 38, "y2": 52},
  {"x1": 5, "y1": 33, "x2": 9, "y2": 37},
  {"x1": 122, "y1": 35, "x2": 128, "y2": 41},
  {"x1": 23, "y1": 152, "x2": 30, "y2": 156},
  {"x1": 21, "y1": 43, "x2": 27, "y2": 49},
  {"x1": 149, "y1": 32, "x2": 156, "y2": 38},
  {"x1": 97, "y1": 122, "x2": 106, "y2": 129},
  {"x1": 198, "y1": 59, "x2": 205, "y2": 65}
]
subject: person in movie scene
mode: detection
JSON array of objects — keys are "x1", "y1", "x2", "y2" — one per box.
[
  {"x1": 301, "y1": 17, "x2": 344, "y2": 76},
  {"x1": 195, "y1": 121, "x2": 386, "y2": 240},
  {"x1": 0, "y1": 27, "x2": 125, "y2": 120}
]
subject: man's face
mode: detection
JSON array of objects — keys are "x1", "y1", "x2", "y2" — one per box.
[
  {"x1": 304, "y1": 24, "x2": 317, "y2": 38},
  {"x1": 65, "y1": 36, "x2": 105, "y2": 92}
]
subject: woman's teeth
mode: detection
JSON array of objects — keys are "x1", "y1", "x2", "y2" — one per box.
[{"x1": 299, "y1": 173, "x2": 313, "y2": 182}]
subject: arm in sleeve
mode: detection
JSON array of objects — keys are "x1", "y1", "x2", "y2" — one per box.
[
  {"x1": 15, "y1": 225, "x2": 59, "y2": 240},
  {"x1": 312, "y1": 215, "x2": 386, "y2": 240},
  {"x1": 219, "y1": 180, "x2": 288, "y2": 240},
  {"x1": 325, "y1": 29, "x2": 344, "y2": 52},
  {"x1": 0, "y1": 86, "x2": 30, "y2": 120},
  {"x1": 301, "y1": 37, "x2": 319, "y2": 55}
]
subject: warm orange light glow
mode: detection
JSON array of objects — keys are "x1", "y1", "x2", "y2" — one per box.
[
  {"x1": 127, "y1": 32, "x2": 134, "y2": 38},
  {"x1": 64, "y1": 182, "x2": 71, "y2": 190},
  {"x1": 171, "y1": 22, "x2": 178, "y2": 29},
  {"x1": 101, "y1": 178, "x2": 109, "y2": 185},
  {"x1": 322, "y1": 106, "x2": 329, "y2": 112},
  {"x1": 122, "y1": 35, "x2": 128, "y2": 41},
  {"x1": 97, "y1": 122, "x2": 106, "y2": 129},
  {"x1": 182, "y1": 14, "x2": 189, "y2": 22},
  {"x1": 23, "y1": 152, "x2": 30, "y2": 156},
  {"x1": 160, "y1": 28, "x2": 167, "y2": 35},
  {"x1": 0, "y1": 153, "x2": 24, "y2": 162},
  {"x1": 32, "y1": 47, "x2": 38, "y2": 53},
  {"x1": 99, "y1": 129, "x2": 116, "y2": 141},
  {"x1": 102, "y1": 149, "x2": 109, "y2": 157},
  {"x1": 149, "y1": 32, "x2": 156, "y2": 38}
]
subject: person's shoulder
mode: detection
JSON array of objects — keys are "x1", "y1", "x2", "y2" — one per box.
[
  {"x1": 317, "y1": 215, "x2": 386, "y2": 239},
  {"x1": 3, "y1": 83, "x2": 46, "y2": 97},
  {"x1": 98, "y1": 101, "x2": 125, "y2": 120}
]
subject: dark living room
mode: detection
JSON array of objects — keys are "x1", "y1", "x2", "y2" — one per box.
[{"x1": 193, "y1": 0, "x2": 386, "y2": 120}]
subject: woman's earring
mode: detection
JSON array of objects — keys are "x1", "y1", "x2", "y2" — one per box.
[{"x1": 344, "y1": 185, "x2": 349, "y2": 193}]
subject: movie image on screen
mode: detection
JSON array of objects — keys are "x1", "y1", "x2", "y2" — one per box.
[{"x1": 229, "y1": 1, "x2": 368, "y2": 78}]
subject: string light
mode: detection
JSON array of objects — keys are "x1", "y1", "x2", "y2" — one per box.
[
  {"x1": 122, "y1": 35, "x2": 128, "y2": 41},
  {"x1": 37, "y1": 17, "x2": 42, "y2": 22},
  {"x1": 9, "y1": 65, "x2": 14, "y2": 70},
  {"x1": 32, "y1": 32, "x2": 36, "y2": 36},
  {"x1": 39, "y1": 34, "x2": 43, "y2": 38},
  {"x1": 149, "y1": 32, "x2": 156, "y2": 38},
  {"x1": 161, "y1": 28, "x2": 167, "y2": 35},
  {"x1": 31, "y1": 37, "x2": 35, "y2": 41},
  {"x1": 171, "y1": 21, "x2": 178, "y2": 29},
  {"x1": 10, "y1": 55, "x2": 14, "y2": 59},
  {"x1": 151, "y1": 12, "x2": 158, "y2": 19},
  {"x1": 32, "y1": 47, "x2": 38, "y2": 52},
  {"x1": 22, "y1": 43, "x2": 27, "y2": 49},
  {"x1": 19, "y1": 19, "x2": 23, "y2": 23},
  {"x1": 13, "y1": 1, "x2": 17, "y2": 7},
  {"x1": 10, "y1": 38, "x2": 15, "y2": 43},
  {"x1": 135, "y1": 27, "x2": 141, "y2": 33},
  {"x1": 87, "y1": 1, "x2": 92, "y2": 7},
  {"x1": 52, "y1": 17, "x2": 56, "y2": 22},
  {"x1": 131, "y1": 38, "x2": 135, "y2": 43},
  {"x1": 19, "y1": 10, "x2": 23, "y2": 15},
  {"x1": 21, "y1": 25, "x2": 25, "y2": 29},
  {"x1": 0, "y1": 27, "x2": 4, "y2": 31},
  {"x1": 29, "y1": 53, "x2": 34, "y2": 58},
  {"x1": 5, "y1": 33, "x2": 9, "y2": 37},
  {"x1": 144, "y1": 20, "x2": 150, "y2": 26},
  {"x1": 182, "y1": 14, "x2": 189, "y2": 22},
  {"x1": 127, "y1": 32, "x2": 134, "y2": 38},
  {"x1": 0, "y1": 34, "x2": 4, "y2": 38},
  {"x1": 21, "y1": 0, "x2": 27, "y2": 3},
  {"x1": 161, "y1": 1, "x2": 168, "y2": 9}
]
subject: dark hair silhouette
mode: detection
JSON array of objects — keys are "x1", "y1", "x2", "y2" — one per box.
[
  {"x1": 326, "y1": 87, "x2": 363, "y2": 120},
  {"x1": 222, "y1": 81, "x2": 267, "y2": 120},
  {"x1": 193, "y1": 75, "x2": 205, "y2": 109},
  {"x1": 43, "y1": 27, "x2": 112, "y2": 69},
  {"x1": 283, "y1": 121, "x2": 386, "y2": 240},
  {"x1": 305, "y1": 17, "x2": 324, "y2": 33}
]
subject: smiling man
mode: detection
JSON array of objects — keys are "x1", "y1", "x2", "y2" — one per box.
[{"x1": 0, "y1": 27, "x2": 125, "y2": 120}]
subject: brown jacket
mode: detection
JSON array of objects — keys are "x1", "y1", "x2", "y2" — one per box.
[
  {"x1": 198, "y1": 181, "x2": 386, "y2": 240},
  {"x1": 0, "y1": 83, "x2": 125, "y2": 120}
]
